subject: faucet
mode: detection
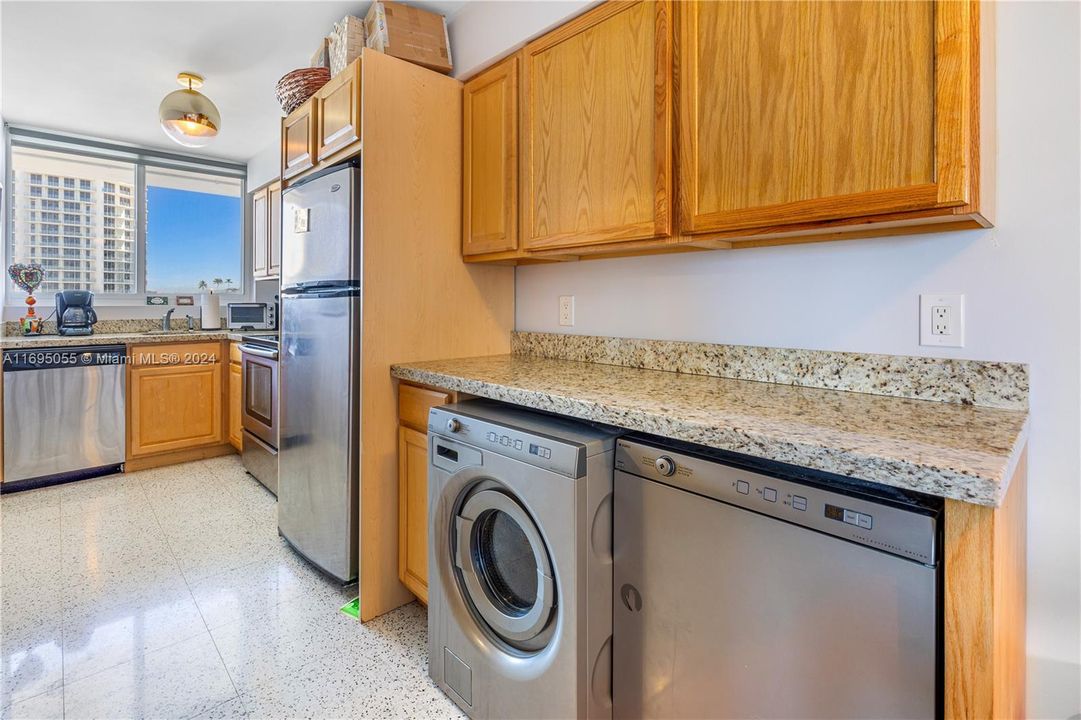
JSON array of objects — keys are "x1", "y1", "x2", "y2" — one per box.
[
  {"x1": 162, "y1": 308, "x2": 175, "y2": 332},
  {"x1": 185, "y1": 314, "x2": 195, "y2": 332}
]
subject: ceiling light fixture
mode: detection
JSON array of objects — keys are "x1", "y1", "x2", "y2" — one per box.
[{"x1": 159, "y1": 72, "x2": 221, "y2": 148}]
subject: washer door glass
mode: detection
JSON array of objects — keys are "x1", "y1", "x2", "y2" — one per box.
[{"x1": 455, "y1": 488, "x2": 555, "y2": 650}]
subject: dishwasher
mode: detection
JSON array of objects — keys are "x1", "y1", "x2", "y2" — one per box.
[
  {"x1": 3, "y1": 345, "x2": 126, "y2": 487},
  {"x1": 613, "y1": 437, "x2": 941, "y2": 720}
]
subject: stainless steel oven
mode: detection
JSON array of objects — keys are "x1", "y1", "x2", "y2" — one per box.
[{"x1": 239, "y1": 335, "x2": 279, "y2": 495}]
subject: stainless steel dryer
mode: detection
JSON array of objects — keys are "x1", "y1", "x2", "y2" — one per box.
[{"x1": 427, "y1": 399, "x2": 621, "y2": 720}]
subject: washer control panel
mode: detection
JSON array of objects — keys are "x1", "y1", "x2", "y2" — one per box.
[{"x1": 430, "y1": 405, "x2": 600, "y2": 478}]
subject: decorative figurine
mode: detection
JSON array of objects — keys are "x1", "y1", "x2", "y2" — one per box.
[{"x1": 7, "y1": 262, "x2": 46, "y2": 334}]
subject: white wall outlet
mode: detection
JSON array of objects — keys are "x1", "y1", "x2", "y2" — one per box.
[
  {"x1": 920, "y1": 293, "x2": 965, "y2": 347},
  {"x1": 558, "y1": 295, "x2": 575, "y2": 327}
]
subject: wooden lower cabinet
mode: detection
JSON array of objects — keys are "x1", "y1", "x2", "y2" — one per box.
[
  {"x1": 127, "y1": 343, "x2": 225, "y2": 461},
  {"x1": 397, "y1": 382, "x2": 456, "y2": 604},
  {"x1": 228, "y1": 359, "x2": 243, "y2": 451},
  {"x1": 398, "y1": 426, "x2": 430, "y2": 603}
]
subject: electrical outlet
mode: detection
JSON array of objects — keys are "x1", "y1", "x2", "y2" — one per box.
[
  {"x1": 558, "y1": 296, "x2": 575, "y2": 327},
  {"x1": 920, "y1": 293, "x2": 965, "y2": 347}
]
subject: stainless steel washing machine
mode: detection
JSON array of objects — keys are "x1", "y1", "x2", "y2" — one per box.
[{"x1": 427, "y1": 399, "x2": 621, "y2": 720}]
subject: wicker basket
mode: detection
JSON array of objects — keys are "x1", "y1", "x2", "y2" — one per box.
[{"x1": 275, "y1": 67, "x2": 331, "y2": 115}]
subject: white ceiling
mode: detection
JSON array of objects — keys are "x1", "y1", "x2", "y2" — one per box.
[{"x1": 0, "y1": 1, "x2": 466, "y2": 163}]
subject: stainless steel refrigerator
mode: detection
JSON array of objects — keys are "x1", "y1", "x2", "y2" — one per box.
[{"x1": 278, "y1": 161, "x2": 361, "y2": 583}]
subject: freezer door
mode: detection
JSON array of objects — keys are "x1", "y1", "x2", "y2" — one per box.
[
  {"x1": 278, "y1": 291, "x2": 360, "y2": 582},
  {"x1": 281, "y1": 164, "x2": 360, "y2": 288},
  {"x1": 613, "y1": 471, "x2": 938, "y2": 720}
]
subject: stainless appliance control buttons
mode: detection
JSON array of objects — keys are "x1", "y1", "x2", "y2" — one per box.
[
  {"x1": 654, "y1": 456, "x2": 677, "y2": 477},
  {"x1": 736, "y1": 480, "x2": 750, "y2": 495},
  {"x1": 446, "y1": 418, "x2": 462, "y2": 433},
  {"x1": 514, "y1": 440, "x2": 524, "y2": 451},
  {"x1": 487, "y1": 432, "x2": 498, "y2": 442},
  {"x1": 857, "y1": 514, "x2": 873, "y2": 530},
  {"x1": 792, "y1": 495, "x2": 808, "y2": 511},
  {"x1": 763, "y1": 487, "x2": 778, "y2": 503},
  {"x1": 843, "y1": 509, "x2": 860, "y2": 526},
  {"x1": 501, "y1": 436, "x2": 511, "y2": 447}
]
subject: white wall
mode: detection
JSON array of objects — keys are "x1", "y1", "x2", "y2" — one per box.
[
  {"x1": 246, "y1": 139, "x2": 280, "y2": 190},
  {"x1": 448, "y1": 0, "x2": 596, "y2": 78},
  {"x1": 451, "y1": 1, "x2": 1081, "y2": 716}
]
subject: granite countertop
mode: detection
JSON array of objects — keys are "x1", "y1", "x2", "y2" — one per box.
[
  {"x1": 392, "y1": 354, "x2": 1029, "y2": 507},
  {"x1": 0, "y1": 330, "x2": 233, "y2": 349}
]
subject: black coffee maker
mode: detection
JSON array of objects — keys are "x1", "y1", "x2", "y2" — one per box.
[{"x1": 56, "y1": 290, "x2": 98, "y2": 336}]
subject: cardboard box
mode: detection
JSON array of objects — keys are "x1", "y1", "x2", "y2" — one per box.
[
  {"x1": 329, "y1": 16, "x2": 366, "y2": 77},
  {"x1": 364, "y1": 1, "x2": 453, "y2": 75},
  {"x1": 310, "y1": 37, "x2": 330, "y2": 69}
]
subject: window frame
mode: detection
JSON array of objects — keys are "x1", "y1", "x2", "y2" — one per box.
[{"x1": 5, "y1": 125, "x2": 248, "y2": 307}]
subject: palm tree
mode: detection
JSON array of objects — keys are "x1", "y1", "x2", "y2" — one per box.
[{"x1": 197, "y1": 280, "x2": 208, "y2": 291}]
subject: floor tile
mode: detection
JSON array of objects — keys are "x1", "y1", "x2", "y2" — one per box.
[
  {"x1": 62, "y1": 587, "x2": 208, "y2": 682},
  {"x1": 63, "y1": 633, "x2": 236, "y2": 720},
  {"x1": 0, "y1": 455, "x2": 458, "y2": 719},
  {"x1": 188, "y1": 554, "x2": 340, "y2": 630},
  {"x1": 59, "y1": 475, "x2": 151, "y2": 519},
  {"x1": 0, "y1": 685, "x2": 64, "y2": 720},
  {"x1": 0, "y1": 627, "x2": 64, "y2": 708},
  {"x1": 209, "y1": 596, "x2": 354, "y2": 695}
]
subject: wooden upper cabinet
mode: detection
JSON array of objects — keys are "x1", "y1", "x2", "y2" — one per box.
[
  {"x1": 679, "y1": 0, "x2": 976, "y2": 234},
  {"x1": 268, "y1": 182, "x2": 282, "y2": 277},
  {"x1": 463, "y1": 55, "x2": 519, "y2": 257},
  {"x1": 251, "y1": 186, "x2": 269, "y2": 278},
  {"x1": 316, "y1": 59, "x2": 362, "y2": 162},
  {"x1": 520, "y1": 0, "x2": 673, "y2": 251},
  {"x1": 282, "y1": 97, "x2": 317, "y2": 181}
]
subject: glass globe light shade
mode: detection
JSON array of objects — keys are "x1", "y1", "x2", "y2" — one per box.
[{"x1": 159, "y1": 85, "x2": 221, "y2": 148}]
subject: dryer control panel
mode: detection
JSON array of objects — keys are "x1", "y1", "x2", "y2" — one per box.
[{"x1": 429, "y1": 401, "x2": 618, "y2": 479}]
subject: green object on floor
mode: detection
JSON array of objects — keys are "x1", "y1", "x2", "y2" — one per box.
[{"x1": 340, "y1": 597, "x2": 360, "y2": 619}]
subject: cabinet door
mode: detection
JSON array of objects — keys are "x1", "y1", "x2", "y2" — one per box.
[
  {"x1": 228, "y1": 361, "x2": 242, "y2": 451},
  {"x1": 679, "y1": 0, "x2": 972, "y2": 234},
  {"x1": 268, "y1": 182, "x2": 282, "y2": 277},
  {"x1": 281, "y1": 98, "x2": 317, "y2": 180},
  {"x1": 463, "y1": 55, "x2": 518, "y2": 256},
  {"x1": 251, "y1": 186, "x2": 269, "y2": 278},
  {"x1": 316, "y1": 60, "x2": 362, "y2": 162},
  {"x1": 129, "y1": 362, "x2": 223, "y2": 458},
  {"x1": 398, "y1": 425, "x2": 429, "y2": 603},
  {"x1": 521, "y1": 1, "x2": 672, "y2": 250}
]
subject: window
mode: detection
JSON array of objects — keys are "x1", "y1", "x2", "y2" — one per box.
[
  {"x1": 145, "y1": 167, "x2": 242, "y2": 294},
  {"x1": 7, "y1": 134, "x2": 245, "y2": 300}
]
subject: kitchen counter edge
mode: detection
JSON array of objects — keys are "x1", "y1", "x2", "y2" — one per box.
[{"x1": 391, "y1": 356, "x2": 1029, "y2": 509}]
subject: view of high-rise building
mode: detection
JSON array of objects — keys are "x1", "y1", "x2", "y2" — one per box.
[{"x1": 9, "y1": 147, "x2": 137, "y2": 294}]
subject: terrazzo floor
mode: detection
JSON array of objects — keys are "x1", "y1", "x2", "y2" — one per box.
[{"x1": 0, "y1": 455, "x2": 463, "y2": 719}]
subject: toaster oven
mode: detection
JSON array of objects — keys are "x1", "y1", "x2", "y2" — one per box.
[{"x1": 226, "y1": 302, "x2": 276, "y2": 330}]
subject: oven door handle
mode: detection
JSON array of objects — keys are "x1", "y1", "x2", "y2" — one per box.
[{"x1": 239, "y1": 344, "x2": 279, "y2": 360}]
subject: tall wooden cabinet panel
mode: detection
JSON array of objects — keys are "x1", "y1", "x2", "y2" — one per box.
[
  {"x1": 520, "y1": 0, "x2": 672, "y2": 250},
  {"x1": 252, "y1": 181, "x2": 281, "y2": 280},
  {"x1": 316, "y1": 60, "x2": 362, "y2": 162},
  {"x1": 679, "y1": 0, "x2": 974, "y2": 234},
  {"x1": 463, "y1": 55, "x2": 519, "y2": 257},
  {"x1": 228, "y1": 348, "x2": 243, "y2": 452},
  {"x1": 267, "y1": 182, "x2": 282, "y2": 277},
  {"x1": 251, "y1": 187, "x2": 269, "y2": 277},
  {"x1": 282, "y1": 98, "x2": 317, "y2": 181}
]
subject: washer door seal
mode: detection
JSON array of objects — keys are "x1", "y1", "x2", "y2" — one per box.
[{"x1": 455, "y1": 488, "x2": 555, "y2": 647}]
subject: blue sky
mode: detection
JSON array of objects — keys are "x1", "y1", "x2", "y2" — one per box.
[{"x1": 146, "y1": 186, "x2": 242, "y2": 294}]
